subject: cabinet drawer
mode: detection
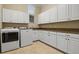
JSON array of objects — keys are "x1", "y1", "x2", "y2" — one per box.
[
  {"x1": 57, "y1": 32, "x2": 67, "y2": 36},
  {"x1": 49, "y1": 31, "x2": 57, "y2": 35},
  {"x1": 68, "y1": 33, "x2": 79, "y2": 39}
]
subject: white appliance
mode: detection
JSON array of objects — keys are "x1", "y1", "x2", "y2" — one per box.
[
  {"x1": 20, "y1": 29, "x2": 33, "y2": 47},
  {"x1": 0, "y1": 29, "x2": 20, "y2": 52}
]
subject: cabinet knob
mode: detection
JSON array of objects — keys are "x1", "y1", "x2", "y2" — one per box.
[
  {"x1": 68, "y1": 39, "x2": 69, "y2": 40},
  {"x1": 48, "y1": 35, "x2": 50, "y2": 36}
]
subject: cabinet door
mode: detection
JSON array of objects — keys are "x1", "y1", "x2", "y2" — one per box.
[
  {"x1": 39, "y1": 12, "x2": 47, "y2": 24},
  {"x1": 57, "y1": 35, "x2": 67, "y2": 52},
  {"x1": 3, "y1": 8, "x2": 10, "y2": 22},
  {"x1": 43, "y1": 11, "x2": 50, "y2": 23},
  {"x1": 49, "y1": 7, "x2": 57, "y2": 23},
  {"x1": 38, "y1": 30, "x2": 43, "y2": 40},
  {"x1": 38, "y1": 13, "x2": 44, "y2": 24},
  {"x1": 24, "y1": 13, "x2": 29, "y2": 23},
  {"x1": 33, "y1": 30, "x2": 38, "y2": 41},
  {"x1": 38, "y1": 11, "x2": 50, "y2": 24},
  {"x1": 17, "y1": 11, "x2": 23, "y2": 23},
  {"x1": 42, "y1": 31, "x2": 50, "y2": 44},
  {"x1": 38, "y1": 15, "x2": 41, "y2": 24},
  {"x1": 3, "y1": 8, "x2": 17, "y2": 23},
  {"x1": 49, "y1": 33, "x2": 57, "y2": 47},
  {"x1": 57, "y1": 4, "x2": 69, "y2": 22},
  {"x1": 12, "y1": 10, "x2": 17, "y2": 23},
  {"x1": 68, "y1": 38, "x2": 79, "y2": 54},
  {"x1": 40, "y1": 31, "x2": 49, "y2": 43},
  {"x1": 69, "y1": 4, "x2": 79, "y2": 20},
  {"x1": 6, "y1": 9, "x2": 15, "y2": 23}
]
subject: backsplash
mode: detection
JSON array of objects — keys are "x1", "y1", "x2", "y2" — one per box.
[
  {"x1": 39, "y1": 20, "x2": 79, "y2": 29},
  {"x1": 2, "y1": 22, "x2": 39, "y2": 29},
  {"x1": 2, "y1": 22, "x2": 28, "y2": 28}
]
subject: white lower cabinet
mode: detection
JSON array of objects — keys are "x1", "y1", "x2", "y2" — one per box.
[
  {"x1": 33, "y1": 30, "x2": 38, "y2": 41},
  {"x1": 49, "y1": 32, "x2": 57, "y2": 47},
  {"x1": 39, "y1": 31, "x2": 57, "y2": 48},
  {"x1": 56, "y1": 33, "x2": 79, "y2": 54},
  {"x1": 68, "y1": 37, "x2": 79, "y2": 54},
  {"x1": 41, "y1": 31, "x2": 49, "y2": 43},
  {"x1": 31, "y1": 30, "x2": 79, "y2": 54},
  {"x1": 57, "y1": 34, "x2": 68, "y2": 53},
  {"x1": 38, "y1": 30, "x2": 43, "y2": 40},
  {"x1": 33, "y1": 30, "x2": 79, "y2": 54}
]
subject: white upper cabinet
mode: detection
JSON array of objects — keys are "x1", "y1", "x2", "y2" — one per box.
[
  {"x1": 38, "y1": 4, "x2": 69, "y2": 24},
  {"x1": 3, "y1": 8, "x2": 29, "y2": 23},
  {"x1": 3, "y1": 8, "x2": 10, "y2": 22},
  {"x1": 38, "y1": 13, "x2": 44, "y2": 24},
  {"x1": 38, "y1": 4, "x2": 79, "y2": 24},
  {"x1": 23, "y1": 13, "x2": 29, "y2": 23},
  {"x1": 57, "y1": 4, "x2": 69, "y2": 22},
  {"x1": 38, "y1": 10, "x2": 50, "y2": 24},
  {"x1": 43, "y1": 10, "x2": 50, "y2": 23},
  {"x1": 49, "y1": 7, "x2": 57, "y2": 23},
  {"x1": 69, "y1": 4, "x2": 79, "y2": 20},
  {"x1": 17, "y1": 11, "x2": 24, "y2": 23},
  {"x1": 17, "y1": 11, "x2": 29, "y2": 23},
  {"x1": 11, "y1": 10, "x2": 18, "y2": 23}
]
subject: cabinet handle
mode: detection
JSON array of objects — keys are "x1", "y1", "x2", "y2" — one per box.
[{"x1": 48, "y1": 35, "x2": 50, "y2": 36}]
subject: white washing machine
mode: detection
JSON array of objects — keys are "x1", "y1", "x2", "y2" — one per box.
[{"x1": 0, "y1": 29, "x2": 20, "y2": 52}]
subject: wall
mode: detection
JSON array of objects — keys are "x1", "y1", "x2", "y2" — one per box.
[
  {"x1": 39, "y1": 20, "x2": 79, "y2": 29},
  {"x1": 2, "y1": 4, "x2": 27, "y2": 12},
  {"x1": 27, "y1": 5, "x2": 40, "y2": 28},
  {"x1": 34, "y1": 5, "x2": 41, "y2": 24},
  {"x1": 0, "y1": 4, "x2": 2, "y2": 28},
  {"x1": 40, "y1": 4, "x2": 57, "y2": 13},
  {"x1": 2, "y1": 23, "x2": 28, "y2": 28}
]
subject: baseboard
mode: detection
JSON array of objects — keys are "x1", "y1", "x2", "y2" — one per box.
[
  {"x1": 38, "y1": 40, "x2": 67, "y2": 54},
  {"x1": 1, "y1": 48, "x2": 20, "y2": 54},
  {"x1": 33, "y1": 40, "x2": 40, "y2": 42}
]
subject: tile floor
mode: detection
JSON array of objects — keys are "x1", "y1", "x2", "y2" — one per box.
[{"x1": 3, "y1": 41, "x2": 63, "y2": 54}]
